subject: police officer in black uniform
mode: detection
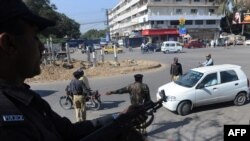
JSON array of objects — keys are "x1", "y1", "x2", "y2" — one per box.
[
  {"x1": 70, "y1": 70, "x2": 89, "y2": 122},
  {"x1": 0, "y1": 1, "x2": 147, "y2": 141}
]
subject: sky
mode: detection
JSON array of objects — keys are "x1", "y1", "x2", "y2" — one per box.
[{"x1": 50, "y1": 0, "x2": 118, "y2": 34}]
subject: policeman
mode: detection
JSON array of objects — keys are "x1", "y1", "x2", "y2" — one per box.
[
  {"x1": 106, "y1": 74, "x2": 152, "y2": 135},
  {"x1": 70, "y1": 69, "x2": 89, "y2": 122},
  {"x1": 0, "y1": 1, "x2": 147, "y2": 141}
]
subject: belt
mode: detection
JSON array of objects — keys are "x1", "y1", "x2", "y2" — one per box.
[{"x1": 73, "y1": 93, "x2": 83, "y2": 95}]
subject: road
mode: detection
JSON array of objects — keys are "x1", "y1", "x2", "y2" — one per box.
[{"x1": 30, "y1": 46, "x2": 250, "y2": 141}]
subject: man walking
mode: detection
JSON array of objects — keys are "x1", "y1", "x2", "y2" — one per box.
[{"x1": 170, "y1": 57, "x2": 183, "y2": 81}]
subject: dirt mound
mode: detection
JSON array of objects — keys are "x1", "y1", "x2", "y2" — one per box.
[{"x1": 26, "y1": 59, "x2": 162, "y2": 83}]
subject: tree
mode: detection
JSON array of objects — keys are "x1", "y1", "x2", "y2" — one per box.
[
  {"x1": 23, "y1": 0, "x2": 81, "y2": 38},
  {"x1": 81, "y1": 29, "x2": 107, "y2": 40},
  {"x1": 219, "y1": 0, "x2": 250, "y2": 35}
]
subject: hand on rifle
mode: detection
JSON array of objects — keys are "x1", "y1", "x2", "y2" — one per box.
[{"x1": 115, "y1": 105, "x2": 148, "y2": 128}]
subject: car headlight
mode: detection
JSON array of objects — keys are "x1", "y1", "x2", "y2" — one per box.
[{"x1": 167, "y1": 96, "x2": 177, "y2": 101}]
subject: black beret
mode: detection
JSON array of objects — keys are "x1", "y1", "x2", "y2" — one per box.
[
  {"x1": 134, "y1": 74, "x2": 143, "y2": 79},
  {"x1": 0, "y1": 0, "x2": 55, "y2": 30}
]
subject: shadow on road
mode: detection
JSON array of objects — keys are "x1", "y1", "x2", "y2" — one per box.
[
  {"x1": 192, "y1": 100, "x2": 250, "y2": 114},
  {"x1": 100, "y1": 100, "x2": 126, "y2": 110},
  {"x1": 35, "y1": 90, "x2": 58, "y2": 97},
  {"x1": 149, "y1": 117, "x2": 192, "y2": 136}
]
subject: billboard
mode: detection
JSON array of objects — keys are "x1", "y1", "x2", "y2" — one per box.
[
  {"x1": 232, "y1": 12, "x2": 250, "y2": 24},
  {"x1": 242, "y1": 13, "x2": 250, "y2": 24},
  {"x1": 232, "y1": 11, "x2": 242, "y2": 24}
]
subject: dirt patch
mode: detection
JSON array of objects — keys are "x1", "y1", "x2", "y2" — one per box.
[{"x1": 25, "y1": 59, "x2": 162, "y2": 83}]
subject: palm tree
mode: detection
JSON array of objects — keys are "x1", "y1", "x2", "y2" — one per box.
[{"x1": 217, "y1": 0, "x2": 235, "y2": 33}]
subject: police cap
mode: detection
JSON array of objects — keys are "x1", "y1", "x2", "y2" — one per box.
[
  {"x1": 134, "y1": 74, "x2": 143, "y2": 79},
  {"x1": 0, "y1": 0, "x2": 55, "y2": 31}
]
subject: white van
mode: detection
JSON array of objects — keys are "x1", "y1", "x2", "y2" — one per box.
[{"x1": 161, "y1": 41, "x2": 183, "y2": 53}]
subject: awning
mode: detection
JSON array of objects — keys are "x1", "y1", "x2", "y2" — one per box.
[{"x1": 142, "y1": 29, "x2": 179, "y2": 36}]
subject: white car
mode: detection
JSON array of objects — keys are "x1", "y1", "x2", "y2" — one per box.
[
  {"x1": 161, "y1": 41, "x2": 183, "y2": 53},
  {"x1": 244, "y1": 40, "x2": 250, "y2": 46},
  {"x1": 156, "y1": 64, "x2": 250, "y2": 116}
]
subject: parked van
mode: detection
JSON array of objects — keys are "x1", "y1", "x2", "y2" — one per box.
[{"x1": 161, "y1": 41, "x2": 183, "y2": 53}]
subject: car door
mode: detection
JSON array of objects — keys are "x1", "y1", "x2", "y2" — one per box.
[
  {"x1": 195, "y1": 72, "x2": 220, "y2": 107},
  {"x1": 169, "y1": 43, "x2": 175, "y2": 52},
  {"x1": 216, "y1": 70, "x2": 240, "y2": 102}
]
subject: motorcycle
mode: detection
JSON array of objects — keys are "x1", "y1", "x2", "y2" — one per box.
[{"x1": 59, "y1": 90, "x2": 101, "y2": 111}]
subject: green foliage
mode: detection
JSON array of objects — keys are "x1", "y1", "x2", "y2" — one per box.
[
  {"x1": 23, "y1": 0, "x2": 81, "y2": 38},
  {"x1": 81, "y1": 29, "x2": 107, "y2": 40}
]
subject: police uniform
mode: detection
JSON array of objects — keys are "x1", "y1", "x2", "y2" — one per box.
[
  {"x1": 110, "y1": 74, "x2": 151, "y2": 135},
  {"x1": 0, "y1": 83, "x2": 113, "y2": 141},
  {"x1": 69, "y1": 77, "x2": 89, "y2": 122}
]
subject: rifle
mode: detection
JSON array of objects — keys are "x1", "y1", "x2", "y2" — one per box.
[{"x1": 80, "y1": 90, "x2": 167, "y2": 141}]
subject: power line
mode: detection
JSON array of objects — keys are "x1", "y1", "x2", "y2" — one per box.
[{"x1": 80, "y1": 20, "x2": 106, "y2": 25}]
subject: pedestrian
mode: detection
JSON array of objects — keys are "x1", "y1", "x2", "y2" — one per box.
[
  {"x1": 106, "y1": 74, "x2": 152, "y2": 136},
  {"x1": 201, "y1": 54, "x2": 214, "y2": 66},
  {"x1": 69, "y1": 69, "x2": 89, "y2": 122},
  {"x1": 170, "y1": 57, "x2": 183, "y2": 81},
  {"x1": 0, "y1": 1, "x2": 147, "y2": 141}
]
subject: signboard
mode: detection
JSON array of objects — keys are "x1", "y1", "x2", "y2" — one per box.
[
  {"x1": 232, "y1": 12, "x2": 250, "y2": 24},
  {"x1": 242, "y1": 13, "x2": 250, "y2": 24},
  {"x1": 179, "y1": 27, "x2": 187, "y2": 36}
]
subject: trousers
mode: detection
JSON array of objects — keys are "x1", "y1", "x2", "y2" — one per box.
[{"x1": 73, "y1": 95, "x2": 86, "y2": 122}]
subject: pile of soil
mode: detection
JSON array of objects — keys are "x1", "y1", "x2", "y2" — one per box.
[{"x1": 25, "y1": 59, "x2": 162, "y2": 83}]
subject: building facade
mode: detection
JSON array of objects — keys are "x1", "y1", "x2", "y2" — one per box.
[{"x1": 108, "y1": 0, "x2": 224, "y2": 44}]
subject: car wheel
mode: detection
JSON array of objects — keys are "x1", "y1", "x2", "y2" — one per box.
[
  {"x1": 234, "y1": 92, "x2": 247, "y2": 106},
  {"x1": 177, "y1": 101, "x2": 191, "y2": 116}
]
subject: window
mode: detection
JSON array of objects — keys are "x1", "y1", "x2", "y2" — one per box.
[
  {"x1": 209, "y1": 0, "x2": 215, "y2": 2},
  {"x1": 209, "y1": 9, "x2": 215, "y2": 14},
  {"x1": 201, "y1": 73, "x2": 218, "y2": 87},
  {"x1": 191, "y1": 9, "x2": 197, "y2": 14},
  {"x1": 206, "y1": 20, "x2": 216, "y2": 25},
  {"x1": 194, "y1": 0, "x2": 200, "y2": 2},
  {"x1": 170, "y1": 20, "x2": 179, "y2": 25},
  {"x1": 185, "y1": 20, "x2": 193, "y2": 25},
  {"x1": 176, "y1": 0, "x2": 182, "y2": 2},
  {"x1": 151, "y1": 21, "x2": 154, "y2": 25},
  {"x1": 176, "y1": 9, "x2": 182, "y2": 14},
  {"x1": 220, "y1": 70, "x2": 239, "y2": 83},
  {"x1": 154, "y1": 0, "x2": 161, "y2": 1},
  {"x1": 157, "y1": 21, "x2": 164, "y2": 24},
  {"x1": 195, "y1": 20, "x2": 203, "y2": 25}
]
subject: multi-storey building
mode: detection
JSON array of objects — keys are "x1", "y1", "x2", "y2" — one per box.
[{"x1": 108, "y1": 0, "x2": 224, "y2": 43}]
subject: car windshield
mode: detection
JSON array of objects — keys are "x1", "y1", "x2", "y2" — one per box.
[{"x1": 175, "y1": 70, "x2": 203, "y2": 88}]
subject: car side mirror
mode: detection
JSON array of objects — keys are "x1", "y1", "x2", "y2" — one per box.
[{"x1": 196, "y1": 83, "x2": 205, "y2": 89}]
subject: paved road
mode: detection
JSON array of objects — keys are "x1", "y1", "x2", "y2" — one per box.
[{"x1": 30, "y1": 46, "x2": 250, "y2": 141}]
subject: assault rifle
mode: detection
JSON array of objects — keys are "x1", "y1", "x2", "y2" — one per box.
[{"x1": 80, "y1": 90, "x2": 167, "y2": 141}]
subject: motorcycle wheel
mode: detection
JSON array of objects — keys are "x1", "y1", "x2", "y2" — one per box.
[
  {"x1": 87, "y1": 99, "x2": 101, "y2": 111},
  {"x1": 59, "y1": 96, "x2": 73, "y2": 110}
]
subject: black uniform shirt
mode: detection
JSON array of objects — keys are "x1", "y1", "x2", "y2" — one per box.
[
  {"x1": 69, "y1": 78, "x2": 89, "y2": 95},
  {"x1": 0, "y1": 83, "x2": 113, "y2": 141}
]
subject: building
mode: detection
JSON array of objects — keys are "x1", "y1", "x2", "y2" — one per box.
[{"x1": 108, "y1": 0, "x2": 224, "y2": 44}]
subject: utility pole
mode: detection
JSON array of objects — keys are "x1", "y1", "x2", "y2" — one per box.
[{"x1": 106, "y1": 9, "x2": 110, "y2": 43}]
